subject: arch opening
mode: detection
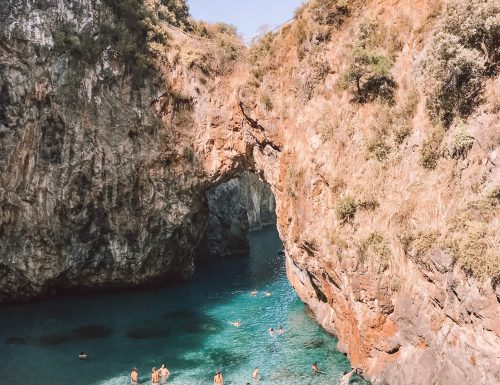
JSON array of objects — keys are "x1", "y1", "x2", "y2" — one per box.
[{"x1": 197, "y1": 171, "x2": 277, "y2": 260}]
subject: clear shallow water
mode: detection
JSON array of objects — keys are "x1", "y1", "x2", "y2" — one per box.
[{"x1": 0, "y1": 226, "x2": 368, "y2": 385}]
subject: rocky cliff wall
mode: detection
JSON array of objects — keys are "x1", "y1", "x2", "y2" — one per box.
[
  {"x1": 0, "y1": 0, "x2": 250, "y2": 301},
  {"x1": 199, "y1": 172, "x2": 276, "y2": 259},
  {"x1": 238, "y1": 171, "x2": 276, "y2": 231},
  {"x1": 244, "y1": 1, "x2": 499, "y2": 384},
  {"x1": 0, "y1": 1, "x2": 499, "y2": 385}
]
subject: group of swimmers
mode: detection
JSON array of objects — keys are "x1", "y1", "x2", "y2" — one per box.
[
  {"x1": 230, "y1": 290, "x2": 285, "y2": 336},
  {"x1": 250, "y1": 289, "x2": 271, "y2": 297},
  {"x1": 213, "y1": 362, "x2": 331, "y2": 384},
  {"x1": 130, "y1": 364, "x2": 170, "y2": 384},
  {"x1": 123, "y1": 287, "x2": 351, "y2": 384}
]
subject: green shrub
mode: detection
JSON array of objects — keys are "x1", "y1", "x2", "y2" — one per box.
[
  {"x1": 360, "y1": 232, "x2": 392, "y2": 269},
  {"x1": 394, "y1": 124, "x2": 411, "y2": 145},
  {"x1": 249, "y1": 32, "x2": 276, "y2": 64},
  {"x1": 367, "y1": 134, "x2": 391, "y2": 161},
  {"x1": 358, "y1": 197, "x2": 379, "y2": 211},
  {"x1": 335, "y1": 195, "x2": 357, "y2": 222},
  {"x1": 451, "y1": 126, "x2": 474, "y2": 159},
  {"x1": 157, "y1": 0, "x2": 190, "y2": 29},
  {"x1": 342, "y1": 48, "x2": 396, "y2": 103},
  {"x1": 189, "y1": 21, "x2": 244, "y2": 76},
  {"x1": 309, "y1": 0, "x2": 351, "y2": 27},
  {"x1": 446, "y1": 193, "x2": 499, "y2": 282},
  {"x1": 420, "y1": 127, "x2": 445, "y2": 169},
  {"x1": 421, "y1": 0, "x2": 499, "y2": 126},
  {"x1": 183, "y1": 145, "x2": 195, "y2": 162}
]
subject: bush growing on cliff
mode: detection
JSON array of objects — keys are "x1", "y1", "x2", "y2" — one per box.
[
  {"x1": 421, "y1": 0, "x2": 499, "y2": 126},
  {"x1": 335, "y1": 195, "x2": 357, "y2": 222},
  {"x1": 367, "y1": 133, "x2": 391, "y2": 161},
  {"x1": 342, "y1": 48, "x2": 395, "y2": 103},
  {"x1": 451, "y1": 125, "x2": 475, "y2": 159},
  {"x1": 183, "y1": 145, "x2": 195, "y2": 162},
  {"x1": 358, "y1": 196, "x2": 379, "y2": 211},
  {"x1": 446, "y1": 192, "x2": 500, "y2": 282},
  {"x1": 186, "y1": 21, "x2": 243, "y2": 76},
  {"x1": 309, "y1": 0, "x2": 351, "y2": 27},
  {"x1": 341, "y1": 20, "x2": 396, "y2": 103},
  {"x1": 359, "y1": 232, "x2": 392, "y2": 270},
  {"x1": 420, "y1": 127, "x2": 445, "y2": 169}
]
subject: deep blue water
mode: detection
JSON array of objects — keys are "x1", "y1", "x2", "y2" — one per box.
[{"x1": 0, "y1": 226, "x2": 368, "y2": 385}]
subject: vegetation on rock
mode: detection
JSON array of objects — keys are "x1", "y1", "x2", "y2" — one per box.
[
  {"x1": 421, "y1": 0, "x2": 499, "y2": 126},
  {"x1": 341, "y1": 20, "x2": 396, "y2": 103},
  {"x1": 335, "y1": 195, "x2": 357, "y2": 222}
]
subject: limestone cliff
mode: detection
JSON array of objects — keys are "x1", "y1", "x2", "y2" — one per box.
[
  {"x1": 0, "y1": 0, "x2": 248, "y2": 300},
  {"x1": 0, "y1": 1, "x2": 499, "y2": 385}
]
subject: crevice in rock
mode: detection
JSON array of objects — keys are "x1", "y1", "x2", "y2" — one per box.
[{"x1": 307, "y1": 271, "x2": 328, "y2": 303}]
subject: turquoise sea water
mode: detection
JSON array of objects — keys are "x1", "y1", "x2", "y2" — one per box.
[{"x1": 0, "y1": 226, "x2": 368, "y2": 385}]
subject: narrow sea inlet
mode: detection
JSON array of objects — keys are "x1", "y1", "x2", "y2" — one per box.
[{"x1": 0, "y1": 227, "x2": 368, "y2": 385}]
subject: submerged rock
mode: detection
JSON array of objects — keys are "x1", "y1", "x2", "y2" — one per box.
[
  {"x1": 126, "y1": 325, "x2": 171, "y2": 340},
  {"x1": 5, "y1": 336, "x2": 26, "y2": 345},
  {"x1": 71, "y1": 325, "x2": 113, "y2": 339}
]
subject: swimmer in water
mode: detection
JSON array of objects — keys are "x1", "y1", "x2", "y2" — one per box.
[
  {"x1": 340, "y1": 369, "x2": 355, "y2": 385},
  {"x1": 159, "y1": 364, "x2": 170, "y2": 384},
  {"x1": 278, "y1": 325, "x2": 285, "y2": 334},
  {"x1": 251, "y1": 289, "x2": 258, "y2": 296},
  {"x1": 130, "y1": 368, "x2": 138, "y2": 385},
  {"x1": 269, "y1": 327, "x2": 275, "y2": 336},
  {"x1": 229, "y1": 321, "x2": 241, "y2": 327},
  {"x1": 312, "y1": 362, "x2": 320, "y2": 374},
  {"x1": 78, "y1": 351, "x2": 87, "y2": 360},
  {"x1": 151, "y1": 367, "x2": 160, "y2": 384},
  {"x1": 264, "y1": 291, "x2": 271, "y2": 297},
  {"x1": 252, "y1": 367, "x2": 259, "y2": 382},
  {"x1": 213, "y1": 370, "x2": 224, "y2": 385}
]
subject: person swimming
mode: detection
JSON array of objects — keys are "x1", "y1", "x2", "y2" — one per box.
[
  {"x1": 130, "y1": 368, "x2": 138, "y2": 385},
  {"x1": 229, "y1": 321, "x2": 241, "y2": 327},
  {"x1": 151, "y1": 367, "x2": 160, "y2": 384},
  {"x1": 252, "y1": 367, "x2": 259, "y2": 382},
  {"x1": 340, "y1": 369, "x2": 355, "y2": 385},
  {"x1": 264, "y1": 291, "x2": 271, "y2": 297},
  {"x1": 312, "y1": 362, "x2": 320, "y2": 374},
  {"x1": 159, "y1": 364, "x2": 170, "y2": 384},
  {"x1": 213, "y1": 370, "x2": 224, "y2": 385},
  {"x1": 278, "y1": 325, "x2": 285, "y2": 334},
  {"x1": 269, "y1": 327, "x2": 275, "y2": 336},
  {"x1": 78, "y1": 351, "x2": 87, "y2": 360},
  {"x1": 251, "y1": 289, "x2": 258, "y2": 296}
]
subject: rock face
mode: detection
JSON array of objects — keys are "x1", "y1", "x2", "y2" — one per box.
[
  {"x1": 0, "y1": 1, "x2": 499, "y2": 385},
  {"x1": 238, "y1": 172, "x2": 276, "y2": 231},
  {"x1": 0, "y1": 0, "x2": 244, "y2": 301},
  {"x1": 199, "y1": 172, "x2": 276, "y2": 258}
]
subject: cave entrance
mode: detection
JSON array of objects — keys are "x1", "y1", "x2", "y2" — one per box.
[{"x1": 197, "y1": 172, "x2": 277, "y2": 259}]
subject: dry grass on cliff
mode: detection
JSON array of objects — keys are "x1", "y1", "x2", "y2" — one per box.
[
  {"x1": 247, "y1": 0, "x2": 499, "y2": 283},
  {"x1": 446, "y1": 189, "x2": 500, "y2": 282}
]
